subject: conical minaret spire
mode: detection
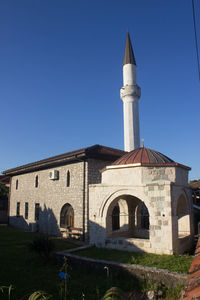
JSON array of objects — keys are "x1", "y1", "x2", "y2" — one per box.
[
  {"x1": 123, "y1": 32, "x2": 136, "y2": 66},
  {"x1": 120, "y1": 32, "x2": 141, "y2": 151}
]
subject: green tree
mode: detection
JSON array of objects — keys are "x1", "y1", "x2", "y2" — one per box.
[
  {"x1": 0, "y1": 182, "x2": 9, "y2": 200},
  {"x1": 189, "y1": 179, "x2": 200, "y2": 184}
]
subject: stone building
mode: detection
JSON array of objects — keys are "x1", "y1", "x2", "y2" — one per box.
[
  {"x1": 4, "y1": 145, "x2": 124, "y2": 241},
  {"x1": 89, "y1": 147, "x2": 193, "y2": 254},
  {"x1": 3, "y1": 33, "x2": 194, "y2": 254}
]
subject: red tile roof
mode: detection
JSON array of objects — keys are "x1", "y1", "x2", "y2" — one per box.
[{"x1": 112, "y1": 147, "x2": 190, "y2": 170}]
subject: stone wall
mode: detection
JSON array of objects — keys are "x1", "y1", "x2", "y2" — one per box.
[
  {"x1": 85, "y1": 159, "x2": 112, "y2": 241},
  {"x1": 89, "y1": 182, "x2": 177, "y2": 254},
  {"x1": 171, "y1": 184, "x2": 194, "y2": 254},
  {"x1": 102, "y1": 165, "x2": 189, "y2": 186},
  {"x1": 88, "y1": 159, "x2": 111, "y2": 184},
  {"x1": 9, "y1": 158, "x2": 111, "y2": 239},
  {"x1": 9, "y1": 161, "x2": 85, "y2": 235},
  {"x1": 89, "y1": 164, "x2": 193, "y2": 255},
  {"x1": 55, "y1": 251, "x2": 187, "y2": 289}
]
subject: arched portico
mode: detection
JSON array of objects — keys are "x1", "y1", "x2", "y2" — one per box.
[
  {"x1": 100, "y1": 190, "x2": 150, "y2": 240},
  {"x1": 176, "y1": 194, "x2": 191, "y2": 238},
  {"x1": 99, "y1": 189, "x2": 150, "y2": 219}
]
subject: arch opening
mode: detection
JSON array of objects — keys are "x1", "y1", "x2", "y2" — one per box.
[
  {"x1": 106, "y1": 195, "x2": 149, "y2": 239},
  {"x1": 60, "y1": 203, "x2": 74, "y2": 228},
  {"x1": 112, "y1": 204, "x2": 120, "y2": 231},
  {"x1": 176, "y1": 195, "x2": 190, "y2": 238}
]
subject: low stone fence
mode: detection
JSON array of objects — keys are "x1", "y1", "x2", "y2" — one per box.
[{"x1": 56, "y1": 248, "x2": 187, "y2": 289}]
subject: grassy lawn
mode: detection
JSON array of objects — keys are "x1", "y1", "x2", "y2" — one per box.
[
  {"x1": 75, "y1": 246, "x2": 192, "y2": 274},
  {"x1": 0, "y1": 226, "x2": 144, "y2": 299},
  {"x1": 0, "y1": 226, "x2": 79, "y2": 299},
  {"x1": 0, "y1": 226, "x2": 188, "y2": 299}
]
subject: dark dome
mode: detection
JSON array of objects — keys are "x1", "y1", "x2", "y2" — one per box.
[{"x1": 112, "y1": 147, "x2": 174, "y2": 166}]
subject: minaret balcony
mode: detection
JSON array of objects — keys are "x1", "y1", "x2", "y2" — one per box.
[{"x1": 120, "y1": 84, "x2": 141, "y2": 100}]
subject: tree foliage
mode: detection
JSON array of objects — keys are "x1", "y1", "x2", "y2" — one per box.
[{"x1": 0, "y1": 182, "x2": 8, "y2": 200}]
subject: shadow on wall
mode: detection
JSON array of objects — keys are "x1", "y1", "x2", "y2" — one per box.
[
  {"x1": 9, "y1": 205, "x2": 61, "y2": 236},
  {"x1": 9, "y1": 205, "x2": 85, "y2": 241},
  {"x1": 89, "y1": 219, "x2": 148, "y2": 253}
]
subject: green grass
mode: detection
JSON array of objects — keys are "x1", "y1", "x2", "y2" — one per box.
[
  {"x1": 0, "y1": 226, "x2": 186, "y2": 299},
  {"x1": 75, "y1": 246, "x2": 192, "y2": 274},
  {"x1": 0, "y1": 226, "x2": 78, "y2": 299}
]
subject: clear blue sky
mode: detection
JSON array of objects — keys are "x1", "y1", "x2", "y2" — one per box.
[{"x1": 0, "y1": 0, "x2": 199, "y2": 180}]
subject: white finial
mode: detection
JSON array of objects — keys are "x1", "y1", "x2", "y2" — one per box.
[{"x1": 141, "y1": 139, "x2": 144, "y2": 148}]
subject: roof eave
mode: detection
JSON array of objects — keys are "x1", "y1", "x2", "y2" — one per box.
[
  {"x1": 3, "y1": 145, "x2": 125, "y2": 176},
  {"x1": 3, "y1": 153, "x2": 86, "y2": 176},
  {"x1": 101, "y1": 162, "x2": 191, "y2": 173}
]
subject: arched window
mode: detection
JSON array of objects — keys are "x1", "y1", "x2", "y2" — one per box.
[
  {"x1": 16, "y1": 179, "x2": 18, "y2": 190},
  {"x1": 35, "y1": 175, "x2": 38, "y2": 188},
  {"x1": 112, "y1": 204, "x2": 120, "y2": 231},
  {"x1": 66, "y1": 171, "x2": 70, "y2": 187},
  {"x1": 60, "y1": 203, "x2": 74, "y2": 228}
]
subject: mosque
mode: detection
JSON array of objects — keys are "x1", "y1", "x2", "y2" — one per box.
[{"x1": 4, "y1": 33, "x2": 194, "y2": 254}]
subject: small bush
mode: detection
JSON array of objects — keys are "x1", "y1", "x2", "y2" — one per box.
[{"x1": 28, "y1": 235, "x2": 55, "y2": 259}]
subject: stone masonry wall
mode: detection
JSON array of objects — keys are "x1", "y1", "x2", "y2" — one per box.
[
  {"x1": 89, "y1": 164, "x2": 192, "y2": 254},
  {"x1": 55, "y1": 251, "x2": 187, "y2": 289},
  {"x1": 102, "y1": 166, "x2": 189, "y2": 186},
  {"x1": 89, "y1": 181, "x2": 176, "y2": 254},
  {"x1": 85, "y1": 159, "x2": 113, "y2": 241},
  {"x1": 9, "y1": 158, "x2": 113, "y2": 238},
  {"x1": 88, "y1": 159, "x2": 111, "y2": 185},
  {"x1": 171, "y1": 184, "x2": 194, "y2": 254},
  {"x1": 9, "y1": 161, "x2": 85, "y2": 235}
]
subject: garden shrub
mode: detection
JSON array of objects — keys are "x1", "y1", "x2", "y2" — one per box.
[{"x1": 28, "y1": 235, "x2": 55, "y2": 259}]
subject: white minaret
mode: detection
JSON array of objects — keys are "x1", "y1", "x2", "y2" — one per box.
[{"x1": 120, "y1": 32, "x2": 141, "y2": 152}]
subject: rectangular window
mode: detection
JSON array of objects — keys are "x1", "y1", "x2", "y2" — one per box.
[
  {"x1": 25, "y1": 202, "x2": 28, "y2": 219},
  {"x1": 35, "y1": 175, "x2": 38, "y2": 188},
  {"x1": 35, "y1": 203, "x2": 40, "y2": 221},
  {"x1": 66, "y1": 171, "x2": 70, "y2": 187},
  {"x1": 16, "y1": 179, "x2": 18, "y2": 190},
  {"x1": 16, "y1": 202, "x2": 20, "y2": 217}
]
